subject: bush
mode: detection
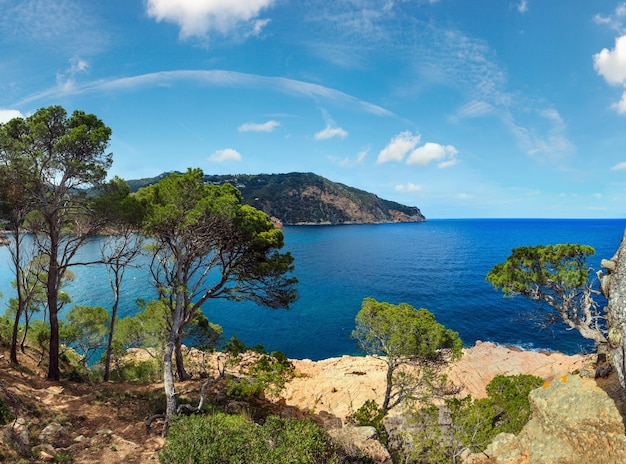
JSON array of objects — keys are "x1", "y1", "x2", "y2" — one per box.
[
  {"x1": 408, "y1": 374, "x2": 543, "y2": 463},
  {"x1": 0, "y1": 397, "x2": 14, "y2": 425},
  {"x1": 107, "y1": 360, "x2": 162, "y2": 384},
  {"x1": 225, "y1": 351, "x2": 294, "y2": 399},
  {"x1": 346, "y1": 399, "x2": 388, "y2": 444},
  {"x1": 159, "y1": 412, "x2": 341, "y2": 464}
]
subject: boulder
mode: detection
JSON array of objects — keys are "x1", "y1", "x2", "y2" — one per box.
[
  {"x1": 328, "y1": 426, "x2": 393, "y2": 464},
  {"x1": 482, "y1": 375, "x2": 626, "y2": 464},
  {"x1": 38, "y1": 421, "x2": 72, "y2": 448}
]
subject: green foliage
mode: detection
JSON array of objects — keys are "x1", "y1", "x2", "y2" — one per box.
[
  {"x1": 223, "y1": 333, "x2": 266, "y2": 356},
  {"x1": 352, "y1": 298, "x2": 462, "y2": 412},
  {"x1": 226, "y1": 350, "x2": 295, "y2": 399},
  {"x1": 486, "y1": 244, "x2": 595, "y2": 296},
  {"x1": 28, "y1": 320, "x2": 50, "y2": 354},
  {"x1": 90, "y1": 176, "x2": 145, "y2": 228},
  {"x1": 408, "y1": 374, "x2": 543, "y2": 463},
  {"x1": 347, "y1": 399, "x2": 388, "y2": 444},
  {"x1": 486, "y1": 243, "x2": 605, "y2": 345},
  {"x1": 61, "y1": 305, "x2": 109, "y2": 365},
  {"x1": 0, "y1": 397, "x2": 15, "y2": 425},
  {"x1": 160, "y1": 413, "x2": 341, "y2": 464},
  {"x1": 223, "y1": 333, "x2": 248, "y2": 356},
  {"x1": 107, "y1": 359, "x2": 162, "y2": 384},
  {"x1": 484, "y1": 373, "x2": 544, "y2": 434},
  {"x1": 353, "y1": 298, "x2": 462, "y2": 364}
]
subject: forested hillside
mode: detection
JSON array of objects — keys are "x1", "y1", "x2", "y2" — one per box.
[{"x1": 129, "y1": 172, "x2": 425, "y2": 225}]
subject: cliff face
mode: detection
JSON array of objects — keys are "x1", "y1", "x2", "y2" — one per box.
[{"x1": 204, "y1": 172, "x2": 425, "y2": 225}]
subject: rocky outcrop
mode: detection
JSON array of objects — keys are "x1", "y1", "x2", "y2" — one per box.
[
  {"x1": 467, "y1": 374, "x2": 626, "y2": 464},
  {"x1": 281, "y1": 342, "x2": 588, "y2": 423},
  {"x1": 599, "y1": 230, "x2": 626, "y2": 392},
  {"x1": 328, "y1": 426, "x2": 393, "y2": 464}
]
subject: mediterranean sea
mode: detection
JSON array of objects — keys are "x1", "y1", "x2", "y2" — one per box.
[{"x1": 1, "y1": 219, "x2": 625, "y2": 360}]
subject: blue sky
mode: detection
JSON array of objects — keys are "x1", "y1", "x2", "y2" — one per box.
[{"x1": 2, "y1": 1, "x2": 626, "y2": 218}]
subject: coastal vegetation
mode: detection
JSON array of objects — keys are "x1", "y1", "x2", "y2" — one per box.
[
  {"x1": 0, "y1": 105, "x2": 623, "y2": 463},
  {"x1": 351, "y1": 298, "x2": 463, "y2": 413}
]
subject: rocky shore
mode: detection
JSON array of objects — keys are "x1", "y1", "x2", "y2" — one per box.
[{"x1": 280, "y1": 341, "x2": 589, "y2": 422}]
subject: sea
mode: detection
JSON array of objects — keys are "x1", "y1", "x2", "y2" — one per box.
[{"x1": 1, "y1": 218, "x2": 625, "y2": 360}]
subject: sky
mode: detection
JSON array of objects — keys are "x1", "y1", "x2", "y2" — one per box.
[{"x1": 2, "y1": 1, "x2": 626, "y2": 218}]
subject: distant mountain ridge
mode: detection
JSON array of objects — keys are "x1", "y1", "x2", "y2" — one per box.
[{"x1": 127, "y1": 172, "x2": 426, "y2": 225}]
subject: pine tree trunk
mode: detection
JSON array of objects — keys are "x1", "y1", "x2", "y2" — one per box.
[{"x1": 174, "y1": 335, "x2": 192, "y2": 381}]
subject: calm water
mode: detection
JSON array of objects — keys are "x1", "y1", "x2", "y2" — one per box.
[{"x1": 1, "y1": 219, "x2": 625, "y2": 359}]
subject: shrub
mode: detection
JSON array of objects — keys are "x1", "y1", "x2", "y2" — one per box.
[
  {"x1": 346, "y1": 399, "x2": 388, "y2": 444},
  {"x1": 408, "y1": 374, "x2": 543, "y2": 463},
  {"x1": 159, "y1": 412, "x2": 341, "y2": 464},
  {"x1": 107, "y1": 360, "x2": 161, "y2": 384},
  {"x1": 0, "y1": 397, "x2": 14, "y2": 425},
  {"x1": 225, "y1": 351, "x2": 295, "y2": 399}
]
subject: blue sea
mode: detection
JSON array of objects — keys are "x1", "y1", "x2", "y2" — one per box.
[{"x1": 1, "y1": 219, "x2": 625, "y2": 359}]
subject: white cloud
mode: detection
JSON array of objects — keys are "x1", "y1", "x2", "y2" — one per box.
[
  {"x1": 406, "y1": 142, "x2": 458, "y2": 168},
  {"x1": 315, "y1": 124, "x2": 348, "y2": 140},
  {"x1": 208, "y1": 148, "x2": 242, "y2": 162},
  {"x1": 376, "y1": 131, "x2": 421, "y2": 164},
  {"x1": 594, "y1": 3, "x2": 626, "y2": 33},
  {"x1": 612, "y1": 91, "x2": 626, "y2": 114},
  {"x1": 146, "y1": 0, "x2": 274, "y2": 39},
  {"x1": 395, "y1": 183, "x2": 423, "y2": 193},
  {"x1": 517, "y1": 0, "x2": 528, "y2": 14},
  {"x1": 594, "y1": 35, "x2": 626, "y2": 85},
  {"x1": 0, "y1": 109, "x2": 24, "y2": 123},
  {"x1": 456, "y1": 193, "x2": 473, "y2": 200},
  {"x1": 611, "y1": 161, "x2": 626, "y2": 171},
  {"x1": 238, "y1": 120, "x2": 280, "y2": 132}
]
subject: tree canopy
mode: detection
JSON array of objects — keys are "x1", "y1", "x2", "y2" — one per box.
[
  {"x1": 0, "y1": 105, "x2": 113, "y2": 380},
  {"x1": 486, "y1": 243, "x2": 606, "y2": 346},
  {"x1": 352, "y1": 298, "x2": 462, "y2": 412},
  {"x1": 138, "y1": 168, "x2": 297, "y2": 423}
]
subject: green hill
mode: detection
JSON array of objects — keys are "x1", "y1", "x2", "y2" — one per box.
[{"x1": 130, "y1": 172, "x2": 426, "y2": 225}]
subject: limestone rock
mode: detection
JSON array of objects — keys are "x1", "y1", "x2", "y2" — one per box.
[
  {"x1": 38, "y1": 421, "x2": 72, "y2": 448},
  {"x1": 485, "y1": 375, "x2": 626, "y2": 464},
  {"x1": 328, "y1": 426, "x2": 392, "y2": 464}
]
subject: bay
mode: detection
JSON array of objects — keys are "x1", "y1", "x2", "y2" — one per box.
[{"x1": 1, "y1": 219, "x2": 625, "y2": 360}]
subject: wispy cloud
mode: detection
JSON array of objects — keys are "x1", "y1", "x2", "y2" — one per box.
[
  {"x1": 611, "y1": 161, "x2": 626, "y2": 171},
  {"x1": 15, "y1": 70, "x2": 394, "y2": 118},
  {"x1": 329, "y1": 148, "x2": 368, "y2": 167},
  {"x1": 395, "y1": 183, "x2": 423, "y2": 193},
  {"x1": 452, "y1": 100, "x2": 494, "y2": 121},
  {"x1": 238, "y1": 120, "x2": 280, "y2": 132},
  {"x1": 517, "y1": 1, "x2": 528, "y2": 14},
  {"x1": 208, "y1": 148, "x2": 242, "y2": 162},
  {"x1": 0, "y1": 0, "x2": 107, "y2": 54},
  {"x1": 146, "y1": 0, "x2": 275, "y2": 40},
  {"x1": 315, "y1": 124, "x2": 348, "y2": 140},
  {"x1": 593, "y1": 3, "x2": 626, "y2": 34}
]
